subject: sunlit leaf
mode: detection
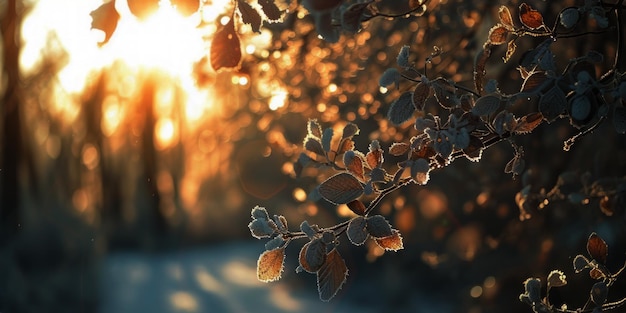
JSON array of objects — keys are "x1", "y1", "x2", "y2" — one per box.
[
  {"x1": 237, "y1": 0, "x2": 263, "y2": 33},
  {"x1": 90, "y1": 1, "x2": 120, "y2": 46},
  {"x1": 463, "y1": 136, "x2": 484, "y2": 162},
  {"x1": 337, "y1": 138, "x2": 355, "y2": 154},
  {"x1": 251, "y1": 205, "x2": 270, "y2": 220},
  {"x1": 547, "y1": 270, "x2": 567, "y2": 288},
  {"x1": 127, "y1": 0, "x2": 159, "y2": 20},
  {"x1": 410, "y1": 158, "x2": 430, "y2": 184},
  {"x1": 539, "y1": 86, "x2": 567, "y2": 122},
  {"x1": 210, "y1": 18, "x2": 242, "y2": 71},
  {"x1": 412, "y1": 82, "x2": 431, "y2": 111},
  {"x1": 347, "y1": 199, "x2": 366, "y2": 216},
  {"x1": 171, "y1": 0, "x2": 200, "y2": 16},
  {"x1": 317, "y1": 249, "x2": 348, "y2": 301},
  {"x1": 342, "y1": 123, "x2": 360, "y2": 139},
  {"x1": 257, "y1": 247, "x2": 285, "y2": 282},
  {"x1": 249, "y1": 218, "x2": 277, "y2": 239},
  {"x1": 319, "y1": 172, "x2": 364, "y2": 204},
  {"x1": 300, "y1": 220, "x2": 317, "y2": 239},
  {"x1": 614, "y1": 107, "x2": 626, "y2": 134},
  {"x1": 388, "y1": 91, "x2": 416, "y2": 125},
  {"x1": 589, "y1": 267, "x2": 605, "y2": 280},
  {"x1": 488, "y1": 24, "x2": 509, "y2": 45},
  {"x1": 587, "y1": 232, "x2": 608, "y2": 264},
  {"x1": 375, "y1": 229, "x2": 404, "y2": 251},
  {"x1": 308, "y1": 119, "x2": 323, "y2": 138},
  {"x1": 472, "y1": 94, "x2": 501, "y2": 116},
  {"x1": 304, "y1": 136, "x2": 326, "y2": 156},
  {"x1": 343, "y1": 151, "x2": 365, "y2": 180},
  {"x1": 590, "y1": 281, "x2": 608, "y2": 305},
  {"x1": 258, "y1": 0, "x2": 283, "y2": 21},
  {"x1": 515, "y1": 112, "x2": 543, "y2": 134},
  {"x1": 366, "y1": 142, "x2": 383, "y2": 169},
  {"x1": 389, "y1": 142, "x2": 410, "y2": 156},
  {"x1": 366, "y1": 215, "x2": 393, "y2": 238},
  {"x1": 347, "y1": 216, "x2": 368, "y2": 245},
  {"x1": 519, "y1": 3, "x2": 544, "y2": 30},
  {"x1": 499, "y1": 6, "x2": 514, "y2": 29},
  {"x1": 299, "y1": 239, "x2": 326, "y2": 273}
]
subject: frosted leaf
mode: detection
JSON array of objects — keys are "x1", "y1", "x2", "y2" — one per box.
[
  {"x1": 547, "y1": 270, "x2": 567, "y2": 288},
  {"x1": 369, "y1": 167, "x2": 387, "y2": 183},
  {"x1": 498, "y1": 6, "x2": 514, "y2": 29},
  {"x1": 539, "y1": 86, "x2": 567, "y2": 122},
  {"x1": 415, "y1": 117, "x2": 437, "y2": 132},
  {"x1": 389, "y1": 142, "x2": 410, "y2": 156},
  {"x1": 366, "y1": 215, "x2": 393, "y2": 238},
  {"x1": 308, "y1": 119, "x2": 323, "y2": 138},
  {"x1": 434, "y1": 136, "x2": 453, "y2": 159},
  {"x1": 410, "y1": 158, "x2": 430, "y2": 184},
  {"x1": 318, "y1": 173, "x2": 364, "y2": 204},
  {"x1": 432, "y1": 79, "x2": 457, "y2": 109},
  {"x1": 249, "y1": 218, "x2": 276, "y2": 239},
  {"x1": 472, "y1": 94, "x2": 501, "y2": 116},
  {"x1": 523, "y1": 278, "x2": 542, "y2": 303},
  {"x1": 265, "y1": 236, "x2": 285, "y2": 250},
  {"x1": 321, "y1": 231, "x2": 335, "y2": 244},
  {"x1": 347, "y1": 216, "x2": 368, "y2": 245},
  {"x1": 455, "y1": 128, "x2": 470, "y2": 149},
  {"x1": 570, "y1": 95, "x2": 592, "y2": 122},
  {"x1": 344, "y1": 151, "x2": 365, "y2": 180},
  {"x1": 488, "y1": 24, "x2": 509, "y2": 45},
  {"x1": 485, "y1": 79, "x2": 499, "y2": 94},
  {"x1": 321, "y1": 128, "x2": 333, "y2": 152},
  {"x1": 559, "y1": 8, "x2": 579, "y2": 28},
  {"x1": 366, "y1": 148, "x2": 383, "y2": 169},
  {"x1": 587, "y1": 232, "x2": 608, "y2": 264},
  {"x1": 375, "y1": 230, "x2": 404, "y2": 251},
  {"x1": 590, "y1": 281, "x2": 608, "y2": 305},
  {"x1": 300, "y1": 239, "x2": 326, "y2": 273},
  {"x1": 573, "y1": 254, "x2": 590, "y2": 273},
  {"x1": 504, "y1": 39, "x2": 516, "y2": 63},
  {"x1": 412, "y1": 82, "x2": 431, "y2": 111},
  {"x1": 300, "y1": 220, "x2": 317, "y2": 239},
  {"x1": 342, "y1": 123, "x2": 360, "y2": 139},
  {"x1": 397, "y1": 45, "x2": 411, "y2": 68},
  {"x1": 257, "y1": 248, "x2": 285, "y2": 282},
  {"x1": 272, "y1": 215, "x2": 287, "y2": 231},
  {"x1": 347, "y1": 200, "x2": 366, "y2": 216},
  {"x1": 388, "y1": 91, "x2": 416, "y2": 125},
  {"x1": 515, "y1": 112, "x2": 543, "y2": 134},
  {"x1": 304, "y1": 136, "x2": 326, "y2": 156},
  {"x1": 519, "y1": 3, "x2": 544, "y2": 30},
  {"x1": 251, "y1": 206, "x2": 270, "y2": 220},
  {"x1": 379, "y1": 68, "x2": 401, "y2": 88},
  {"x1": 521, "y1": 72, "x2": 548, "y2": 92},
  {"x1": 317, "y1": 249, "x2": 348, "y2": 301}
]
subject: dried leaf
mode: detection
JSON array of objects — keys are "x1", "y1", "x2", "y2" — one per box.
[
  {"x1": 366, "y1": 215, "x2": 393, "y2": 238},
  {"x1": 390, "y1": 142, "x2": 410, "y2": 156},
  {"x1": 319, "y1": 173, "x2": 364, "y2": 204},
  {"x1": 258, "y1": 0, "x2": 283, "y2": 21},
  {"x1": 257, "y1": 248, "x2": 285, "y2": 282},
  {"x1": 488, "y1": 24, "x2": 509, "y2": 45},
  {"x1": 366, "y1": 148, "x2": 383, "y2": 169},
  {"x1": 521, "y1": 71, "x2": 548, "y2": 92},
  {"x1": 347, "y1": 216, "x2": 368, "y2": 245},
  {"x1": 388, "y1": 91, "x2": 416, "y2": 125},
  {"x1": 499, "y1": 6, "x2": 514, "y2": 29},
  {"x1": 474, "y1": 47, "x2": 491, "y2": 94},
  {"x1": 237, "y1": 0, "x2": 263, "y2": 33},
  {"x1": 337, "y1": 138, "x2": 355, "y2": 154},
  {"x1": 519, "y1": 3, "x2": 544, "y2": 30},
  {"x1": 412, "y1": 82, "x2": 431, "y2": 111},
  {"x1": 504, "y1": 39, "x2": 517, "y2": 63},
  {"x1": 347, "y1": 200, "x2": 366, "y2": 216},
  {"x1": 299, "y1": 239, "x2": 326, "y2": 273},
  {"x1": 432, "y1": 79, "x2": 457, "y2": 109},
  {"x1": 343, "y1": 151, "x2": 365, "y2": 181},
  {"x1": 587, "y1": 233, "x2": 608, "y2": 264},
  {"x1": 547, "y1": 270, "x2": 567, "y2": 288},
  {"x1": 308, "y1": 119, "x2": 323, "y2": 138},
  {"x1": 90, "y1": 1, "x2": 120, "y2": 45},
  {"x1": 589, "y1": 267, "x2": 604, "y2": 280},
  {"x1": 317, "y1": 249, "x2": 348, "y2": 301},
  {"x1": 210, "y1": 18, "x2": 242, "y2": 71},
  {"x1": 515, "y1": 112, "x2": 543, "y2": 134},
  {"x1": 249, "y1": 218, "x2": 276, "y2": 239},
  {"x1": 375, "y1": 230, "x2": 404, "y2": 251}
]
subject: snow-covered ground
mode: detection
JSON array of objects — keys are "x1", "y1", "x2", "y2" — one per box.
[{"x1": 99, "y1": 241, "x2": 383, "y2": 313}]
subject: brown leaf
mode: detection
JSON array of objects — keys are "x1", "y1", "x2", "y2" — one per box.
[
  {"x1": 90, "y1": 1, "x2": 120, "y2": 45},
  {"x1": 257, "y1": 247, "x2": 285, "y2": 282},
  {"x1": 345, "y1": 153, "x2": 365, "y2": 181},
  {"x1": 366, "y1": 149, "x2": 383, "y2": 169},
  {"x1": 318, "y1": 172, "x2": 364, "y2": 204},
  {"x1": 258, "y1": 0, "x2": 283, "y2": 21},
  {"x1": 589, "y1": 267, "x2": 605, "y2": 280},
  {"x1": 514, "y1": 112, "x2": 543, "y2": 134},
  {"x1": 499, "y1": 6, "x2": 514, "y2": 29},
  {"x1": 587, "y1": 233, "x2": 608, "y2": 264},
  {"x1": 474, "y1": 47, "x2": 491, "y2": 94},
  {"x1": 375, "y1": 229, "x2": 404, "y2": 251},
  {"x1": 210, "y1": 18, "x2": 242, "y2": 71},
  {"x1": 504, "y1": 39, "x2": 517, "y2": 63},
  {"x1": 347, "y1": 200, "x2": 366, "y2": 216},
  {"x1": 488, "y1": 24, "x2": 509, "y2": 45},
  {"x1": 389, "y1": 142, "x2": 410, "y2": 156},
  {"x1": 237, "y1": 0, "x2": 263, "y2": 33},
  {"x1": 519, "y1": 3, "x2": 544, "y2": 30},
  {"x1": 317, "y1": 249, "x2": 348, "y2": 301},
  {"x1": 299, "y1": 239, "x2": 326, "y2": 273},
  {"x1": 337, "y1": 138, "x2": 355, "y2": 155},
  {"x1": 521, "y1": 71, "x2": 548, "y2": 92},
  {"x1": 412, "y1": 82, "x2": 431, "y2": 111}
]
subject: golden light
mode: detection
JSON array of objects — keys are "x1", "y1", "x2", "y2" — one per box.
[
  {"x1": 269, "y1": 90, "x2": 288, "y2": 110},
  {"x1": 155, "y1": 117, "x2": 177, "y2": 150}
]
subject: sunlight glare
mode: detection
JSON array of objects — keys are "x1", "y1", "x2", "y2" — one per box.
[{"x1": 155, "y1": 118, "x2": 177, "y2": 150}]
